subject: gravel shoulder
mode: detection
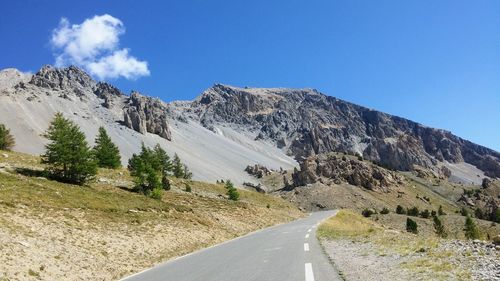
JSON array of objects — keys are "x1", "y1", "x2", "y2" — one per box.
[{"x1": 318, "y1": 210, "x2": 500, "y2": 281}]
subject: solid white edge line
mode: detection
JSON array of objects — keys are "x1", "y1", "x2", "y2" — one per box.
[
  {"x1": 305, "y1": 263, "x2": 315, "y2": 281},
  {"x1": 304, "y1": 243, "x2": 309, "y2": 251}
]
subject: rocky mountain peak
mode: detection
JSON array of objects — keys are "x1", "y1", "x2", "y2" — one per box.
[{"x1": 29, "y1": 65, "x2": 96, "y2": 95}]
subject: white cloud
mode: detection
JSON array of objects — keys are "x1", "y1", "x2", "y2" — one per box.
[{"x1": 50, "y1": 14, "x2": 149, "y2": 80}]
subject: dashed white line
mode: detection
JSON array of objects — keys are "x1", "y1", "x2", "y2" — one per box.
[
  {"x1": 305, "y1": 263, "x2": 315, "y2": 281},
  {"x1": 307, "y1": 229, "x2": 311, "y2": 233},
  {"x1": 305, "y1": 233, "x2": 310, "y2": 239},
  {"x1": 304, "y1": 243, "x2": 309, "y2": 251}
]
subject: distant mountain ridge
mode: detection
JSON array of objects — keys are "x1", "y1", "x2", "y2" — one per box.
[
  {"x1": 0, "y1": 65, "x2": 498, "y2": 184},
  {"x1": 188, "y1": 84, "x2": 500, "y2": 178}
]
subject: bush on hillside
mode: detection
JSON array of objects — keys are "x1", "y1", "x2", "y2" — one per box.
[
  {"x1": 464, "y1": 215, "x2": 480, "y2": 240},
  {"x1": 93, "y1": 127, "x2": 121, "y2": 169},
  {"x1": 433, "y1": 215, "x2": 447, "y2": 238},
  {"x1": 41, "y1": 113, "x2": 97, "y2": 185},
  {"x1": 225, "y1": 180, "x2": 239, "y2": 201},
  {"x1": 420, "y1": 209, "x2": 431, "y2": 219},
  {"x1": 396, "y1": 205, "x2": 406, "y2": 215},
  {"x1": 362, "y1": 209, "x2": 375, "y2": 217},
  {"x1": 0, "y1": 123, "x2": 15, "y2": 151},
  {"x1": 184, "y1": 182, "x2": 192, "y2": 192},
  {"x1": 407, "y1": 206, "x2": 419, "y2": 217},
  {"x1": 460, "y1": 207, "x2": 469, "y2": 217},
  {"x1": 406, "y1": 218, "x2": 418, "y2": 234},
  {"x1": 380, "y1": 207, "x2": 390, "y2": 214}
]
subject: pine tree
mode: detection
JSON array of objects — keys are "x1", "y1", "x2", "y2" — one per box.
[
  {"x1": 433, "y1": 216, "x2": 447, "y2": 238},
  {"x1": 182, "y1": 164, "x2": 192, "y2": 179},
  {"x1": 128, "y1": 144, "x2": 162, "y2": 196},
  {"x1": 41, "y1": 113, "x2": 97, "y2": 185},
  {"x1": 93, "y1": 127, "x2": 121, "y2": 169},
  {"x1": 464, "y1": 215, "x2": 480, "y2": 239},
  {"x1": 152, "y1": 144, "x2": 172, "y2": 175},
  {"x1": 225, "y1": 180, "x2": 240, "y2": 201},
  {"x1": 172, "y1": 153, "x2": 184, "y2": 178},
  {"x1": 396, "y1": 205, "x2": 406, "y2": 214},
  {"x1": 0, "y1": 123, "x2": 15, "y2": 151},
  {"x1": 406, "y1": 218, "x2": 418, "y2": 234}
]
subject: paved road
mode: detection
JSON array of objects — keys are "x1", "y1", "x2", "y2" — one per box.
[{"x1": 122, "y1": 211, "x2": 341, "y2": 281}]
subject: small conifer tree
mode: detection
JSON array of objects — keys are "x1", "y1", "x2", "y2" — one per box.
[
  {"x1": 172, "y1": 153, "x2": 184, "y2": 178},
  {"x1": 406, "y1": 218, "x2": 418, "y2": 234},
  {"x1": 433, "y1": 216, "x2": 447, "y2": 238},
  {"x1": 464, "y1": 215, "x2": 480, "y2": 239},
  {"x1": 128, "y1": 144, "x2": 162, "y2": 196},
  {"x1": 93, "y1": 127, "x2": 121, "y2": 169},
  {"x1": 41, "y1": 113, "x2": 97, "y2": 185},
  {"x1": 396, "y1": 205, "x2": 406, "y2": 214},
  {"x1": 0, "y1": 123, "x2": 15, "y2": 151},
  {"x1": 225, "y1": 180, "x2": 239, "y2": 201}
]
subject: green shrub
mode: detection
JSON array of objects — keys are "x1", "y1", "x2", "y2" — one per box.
[
  {"x1": 460, "y1": 207, "x2": 469, "y2": 217},
  {"x1": 184, "y1": 182, "x2": 192, "y2": 192},
  {"x1": 0, "y1": 123, "x2": 15, "y2": 151},
  {"x1": 420, "y1": 209, "x2": 431, "y2": 219},
  {"x1": 225, "y1": 180, "x2": 239, "y2": 201},
  {"x1": 407, "y1": 207, "x2": 419, "y2": 217},
  {"x1": 433, "y1": 216, "x2": 447, "y2": 238},
  {"x1": 362, "y1": 209, "x2": 375, "y2": 217},
  {"x1": 93, "y1": 127, "x2": 121, "y2": 169},
  {"x1": 464, "y1": 215, "x2": 480, "y2": 240},
  {"x1": 406, "y1": 218, "x2": 418, "y2": 234},
  {"x1": 41, "y1": 113, "x2": 97, "y2": 185},
  {"x1": 396, "y1": 205, "x2": 406, "y2": 214},
  {"x1": 150, "y1": 187, "x2": 162, "y2": 200},
  {"x1": 380, "y1": 207, "x2": 390, "y2": 214}
]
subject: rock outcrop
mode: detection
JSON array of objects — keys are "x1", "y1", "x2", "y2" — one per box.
[
  {"x1": 191, "y1": 84, "x2": 500, "y2": 178},
  {"x1": 28, "y1": 65, "x2": 96, "y2": 96},
  {"x1": 93, "y1": 82, "x2": 123, "y2": 108},
  {"x1": 123, "y1": 92, "x2": 172, "y2": 140},
  {"x1": 291, "y1": 153, "x2": 405, "y2": 191},
  {"x1": 245, "y1": 164, "x2": 272, "y2": 178}
]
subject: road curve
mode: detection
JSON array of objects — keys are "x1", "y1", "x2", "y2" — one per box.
[{"x1": 121, "y1": 210, "x2": 341, "y2": 281}]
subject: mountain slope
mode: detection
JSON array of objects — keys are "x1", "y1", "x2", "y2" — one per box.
[
  {"x1": 0, "y1": 66, "x2": 296, "y2": 185},
  {"x1": 0, "y1": 65, "x2": 498, "y2": 186}
]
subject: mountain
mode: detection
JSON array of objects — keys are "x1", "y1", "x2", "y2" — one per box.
[{"x1": 0, "y1": 65, "x2": 498, "y2": 186}]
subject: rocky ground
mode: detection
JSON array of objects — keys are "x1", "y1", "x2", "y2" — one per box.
[
  {"x1": 318, "y1": 210, "x2": 500, "y2": 281},
  {"x1": 322, "y1": 237, "x2": 499, "y2": 281}
]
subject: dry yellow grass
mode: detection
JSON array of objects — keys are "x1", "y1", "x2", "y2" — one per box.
[
  {"x1": 0, "y1": 150, "x2": 304, "y2": 281},
  {"x1": 317, "y1": 210, "x2": 381, "y2": 239}
]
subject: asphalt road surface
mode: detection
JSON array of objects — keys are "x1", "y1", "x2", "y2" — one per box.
[{"x1": 122, "y1": 210, "x2": 341, "y2": 281}]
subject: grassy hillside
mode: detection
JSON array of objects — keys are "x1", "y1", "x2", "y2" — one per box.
[{"x1": 0, "y1": 151, "x2": 303, "y2": 281}]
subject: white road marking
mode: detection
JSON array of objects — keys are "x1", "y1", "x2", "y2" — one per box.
[
  {"x1": 305, "y1": 234, "x2": 310, "y2": 239},
  {"x1": 304, "y1": 243, "x2": 309, "y2": 251},
  {"x1": 307, "y1": 229, "x2": 311, "y2": 233},
  {"x1": 305, "y1": 263, "x2": 315, "y2": 281}
]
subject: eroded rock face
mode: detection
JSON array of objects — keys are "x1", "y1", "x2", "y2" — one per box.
[
  {"x1": 93, "y1": 82, "x2": 123, "y2": 108},
  {"x1": 191, "y1": 84, "x2": 500, "y2": 177},
  {"x1": 291, "y1": 154, "x2": 405, "y2": 191},
  {"x1": 29, "y1": 65, "x2": 95, "y2": 96},
  {"x1": 245, "y1": 164, "x2": 272, "y2": 178},
  {"x1": 123, "y1": 92, "x2": 172, "y2": 140}
]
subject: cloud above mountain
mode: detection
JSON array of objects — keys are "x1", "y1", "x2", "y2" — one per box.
[{"x1": 51, "y1": 14, "x2": 149, "y2": 80}]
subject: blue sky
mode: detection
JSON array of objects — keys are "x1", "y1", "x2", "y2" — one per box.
[{"x1": 1, "y1": 1, "x2": 499, "y2": 151}]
